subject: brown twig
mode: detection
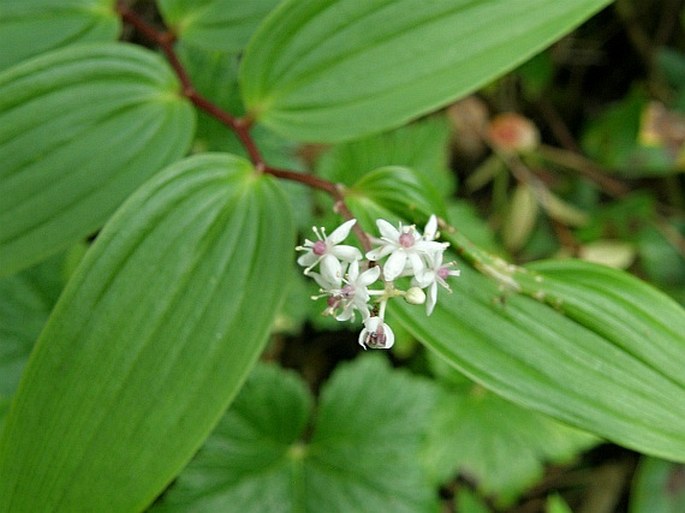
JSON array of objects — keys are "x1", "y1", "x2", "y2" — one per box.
[{"x1": 116, "y1": 2, "x2": 264, "y2": 168}]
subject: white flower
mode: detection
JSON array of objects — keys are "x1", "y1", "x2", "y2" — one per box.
[
  {"x1": 296, "y1": 219, "x2": 362, "y2": 279},
  {"x1": 366, "y1": 216, "x2": 448, "y2": 281},
  {"x1": 414, "y1": 251, "x2": 461, "y2": 315},
  {"x1": 358, "y1": 316, "x2": 395, "y2": 350},
  {"x1": 318, "y1": 260, "x2": 380, "y2": 322}
]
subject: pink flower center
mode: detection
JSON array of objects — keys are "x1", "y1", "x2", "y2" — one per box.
[
  {"x1": 437, "y1": 267, "x2": 451, "y2": 280},
  {"x1": 313, "y1": 240, "x2": 327, "y2": 255},
  {"x1": 341, "y1": 285, "x2": 355, "y2": 298},
  {"x1": 399, "y1": 232, "x2": 415, "y2": 248}
]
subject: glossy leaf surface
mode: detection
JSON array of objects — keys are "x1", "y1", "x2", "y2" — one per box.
[
  {"x1": 240, "y1": 0, "x2": 612, "y2": 142},
  {"x1": 158, "y1": 0, "x2": 280, "y2": 53},
  {"x1": 0, "y1": 42, "x2": 195, "y2": 277},
  {"x1": 0, "y1": 154, "x2": 294, "y2": 512},
  {"x1": 0, "y1": 0, "x2": 120, "y2": 71}
]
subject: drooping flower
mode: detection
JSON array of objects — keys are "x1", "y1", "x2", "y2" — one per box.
[
  {"x1": 414, "y1": 251, "x2": 461, "y2": 315},
  {"x1": 366, "y1": 216, "x2": 448, "y2": 281},
  {"x1": 296, "y1": 219, "x2": 362, "y2": 279},
  {"x1": 358, "y1": 316, "x2": 395, "y2": 350}
]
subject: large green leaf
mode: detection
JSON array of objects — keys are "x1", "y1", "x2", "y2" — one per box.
[
  {"x1": 0, "y1": 42, "x2": 196, "y2": 277},
  {"x1": 239, "y1": 0, "x2": 612, "y2": 142},
  {"x1": 0, "y1": 0, "x2": 120, "y2": 71},
  {"x1": 392, "y1": 254, "x2": 685, "y2": 462},
  {"x1": 0, "y1": 153, "x2": 294, "y2": 513},
  {"x1": 152, "y1": 356, "x2": 439, "y2": 513},
  {"x1": 158, "y1": 0, "x2": 281, "y2": 53}
]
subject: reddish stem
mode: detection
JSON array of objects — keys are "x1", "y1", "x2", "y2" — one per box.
[
  {"x1": 116, "y1": 2, "x2": 264, "y2": 168},
  {"x1": 116, "y1": 2, "x2": 372, "y2": 251}
]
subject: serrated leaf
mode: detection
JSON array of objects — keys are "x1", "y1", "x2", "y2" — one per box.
[
  {"x1": 345, "y1": 166, "x2": 446, "y2": 232},
  {"x1": 424, "y1": 383, "x2": 596, "y2": 506},
  {"x1": 158, "y1": 0, "x2": 280, "y2": 53},
  {"x1": 391, "y1": 255, "x2": 685, "y2": 463},
  {"x1": 0, "y1": 42, "x2": 196, "y2": 276},
  {"x1": 240, "y1": 0, "x2": 612, "y2": 142},
  {"x1": 153, "y1": 355, "x2": 440, "y2": 513},
  {"x1": 0, "y1": 153, "x2": 294, "y2": 513},
  {"x1": 0, "y1": 0, "x2": 120, "y2": 71}
]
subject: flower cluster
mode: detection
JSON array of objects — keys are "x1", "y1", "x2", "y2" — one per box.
[{"x1": 296, "y1": 215, "x2": 460, "y2": 350}]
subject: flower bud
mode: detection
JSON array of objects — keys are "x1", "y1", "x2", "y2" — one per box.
[{"x1": 404, "y1": 286, "x2": 426, "y2": 305}]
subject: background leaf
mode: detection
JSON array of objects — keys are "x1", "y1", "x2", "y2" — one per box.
[
  {"x1": 424, "y1": 374, "x2": 596, "y2": 506},
  {"x1": 240, "y1": 0, "x2": 612, "y2": 142},
  {"x1": 158, "y1": 0, "x2": 280, "y2": 53},
  {"x1": 629, "y1": 457, "x2": 685, "y2": 513},
  {"x1": 0, "y1": 42, "x2": 196, "y2": 276},
  {"x1": 0, "y1": 0, "x2": 120, "y2": 71},
  {"x1": 0, "y1": 255, "x2": 65, "y2": 398},
  {"x1": 316, "y1": 115, "x2": 456, "y2": 194},
  {"x1": 0, "y1": 153, "x2": 294, "y2": 513},
  {"x1": 391, "y1": 254, "x2": 685, "y2": 463},
  {"x1": 346, "y1": 166, "x2": 447, "y2": 230},
  {"x1": 153, "y1": 355, "x2": 440, "y2": 513}
]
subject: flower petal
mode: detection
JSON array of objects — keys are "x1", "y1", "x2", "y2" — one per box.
[
  {"x1": 320, "y1": 254, "x2": 343, "y2": 285},
  {"x1": 358, "y1": 265, "x2": 381, "y2": 286},
  {"x1": 426, "y1": 282, "x2": 438, "y2": 316},
  {"x1": 331, "y1": 244, "x2": 362, "y2": 262},
  {"x1": 297, "y1": 252, "x2": 318, "y2": 267},
  {"x1": 423, "y1": 215, "x2": 438, "y2": 240},
  {"x1": 366, "y1": 244, "x2": 394, "y2": 261},
  {"x1": 383, "y1": 250, "x2": 407, "y2": 281},
  {"x1": 376, "y1": 219, "x2": 400, "y2": 241},
  {"x1": 328, "y1": 218, "x2": 357, "y2": 244}
]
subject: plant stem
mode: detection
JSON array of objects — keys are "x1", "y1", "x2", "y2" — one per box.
[
  {"x1": 116, "y1": 2, "x2": 263, "y2": 167},
  {"x1": 116, "y1": 3, "x2": 373, "y2": 252}
]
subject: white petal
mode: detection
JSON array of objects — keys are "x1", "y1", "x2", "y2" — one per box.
[
  {"x1": 426, "y1": 282, "x2": 438, "y2": 316},
  {"x1": 358, "y1": 317, "x2": 395, "y2": 349},
  {"x1": 358, "y1": 265, "x2": 381, "y2": 286},
  {"x1": 407, "y1": 252, "x2": 426, "y2": 279},
  {"x1": 415, "y1": 268, "x2": 436, "y2": 288},
  {"x1": 376, "y1": 219, "x2": 400, "y2": 241},
  {"x1": 320, "y1": 254, "x2": 343, "y2": 285},
  {"x1": 328, "y1": 218, "x2": 356, "y2": 244},
  {"x1": 366, "y1": 244, "x2": 393, "y2": 261},
  {"x1": 331, "y1": 244, "x2": 362, "y2": 262},
  {"x1": 423, "y1": 215, "x2": 438, "y2": 240},
  {"x1": 383, "y1": 251, "x2": 407, "y2": 281},
  {"x1": 309, "y1": 271, "x2": 335, "y2": 290},
  {"x1": 297, "y1": 252, "x2": 318, "y2": 267}
]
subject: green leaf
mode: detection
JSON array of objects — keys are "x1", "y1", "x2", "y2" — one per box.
[
  {"x1": 153, "y1": 355, "x2": 440, "y2": 513},
  {"x1": 240, "y1": 0, "x2": 612, "y2": 142},
  {"x1": 0, "y1": 0, "x2": 120, "y2": 71},
  {"x1": 316, "y1": 115, "x2": 456, "y2": 194},
  {"x1": 0, "y1": 42, "x2": 196, "y2": 277},
  {"x1": 0, "y1": 255, "x2": 65, "y2": 398},
  {"x1": 0, "y1": 153, "x2": 294, "y2": 513},
  {"x1": 158, "y1": 0, "x2": 280, "y2": 53},
  {"x1": 392, "y1": 254, "x2": 685, "y2": 462},
  {"x1": 424, "y1": 381, "x2": 596, "y2": 506},
  {"x1": 345, "y1": 166, "x2": 447, "y2": 231},
  {"x1": 629, "y1": 457, "x2": 685, "y2": 513}
]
